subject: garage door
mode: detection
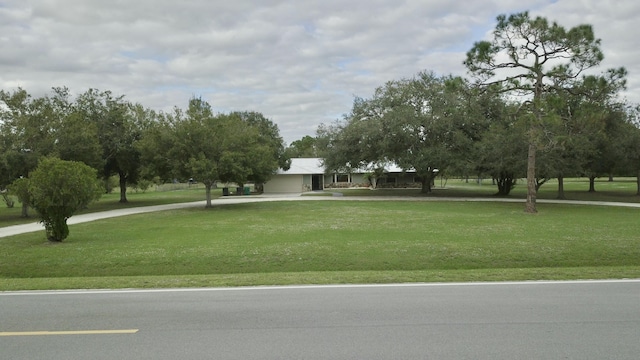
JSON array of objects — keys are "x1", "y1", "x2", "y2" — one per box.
[{"x1": 263, "y1": 175, "x2": 303, "y2": 193}]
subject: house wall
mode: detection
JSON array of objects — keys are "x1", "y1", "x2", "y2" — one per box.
[
  {"x1": 351, "y1": 174, "x2": 366, "y2": 184},
  {"x1": 323, "y1": 174, "x2": 333, "y2": 185},
  {"x1": 263, "y1": 174, "x2": 304, "y2": 193},
  {"x1": 325, "y1": 173, "x2": 368, "y2": 188},
  {"x1": 263, "y1": 159, "x2": 420, "y2": 193},
  {"x1": 302, "y1": 174, "x2": 312, "y2": 191}
]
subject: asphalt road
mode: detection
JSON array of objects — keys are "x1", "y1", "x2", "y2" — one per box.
[{"x1": 2, "y1": 281, "x2": 639, "y2": 359}]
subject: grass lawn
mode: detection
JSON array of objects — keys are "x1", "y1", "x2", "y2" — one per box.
[
  {"x1": 331, "y1": 177, "x2": 640, "y2": 203},
  {"x1": 0, "y1": 183, "x2": 212, "y2": 227},
  {"x1": 1, "y1": 200, "x2": 639, "y2": 290}
]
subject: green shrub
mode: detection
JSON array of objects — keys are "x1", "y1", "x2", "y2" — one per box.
[{"x1": 28, "y1": 158, "x2": 102, "y2": 242}]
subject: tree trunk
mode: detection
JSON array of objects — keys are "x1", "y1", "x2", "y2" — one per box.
[
  {"x1": 21, "y1": 202, "x2": 29, "y2": 218},
  {"x1": 535, "y1": 178, "x2": 547, "y2": 191},
  {"x1": 636, "y1": 170, "x2": 640, "y2": 196},
  {"x1": 608, "y1": 174, "x2": 613, "y2": 182},
  {"x1": 525, "y1": 141, "x2": 537, "y2": 213},
  {"x1": 119, "y1": 172, "x2": 128, "y2": 203},
  {"x1": 525, "y1": 72, "x2": 544, "y2": 214},
  {"x1": 45, "y1": 215, "x2": 69, "y2": 242},
  {"x1": 557, "y1": 175, "x2": 565, "y2": 200},
  {"x1": 495, "y1": 172, "x2": 515, "y2": 196},
  {"x1": 420, "y1": 177, "x2": 432, "y2": 193},
  {"x1": 588, "y1": 175, "x2": 596, "y2": 192},
  {"x1": 205, "y1": 184, "x2": 212, "y2": 208}
]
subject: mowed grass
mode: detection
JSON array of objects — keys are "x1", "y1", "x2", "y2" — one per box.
[
  {"x1": 333, "y1": 177, "x2": 640, "y2": 202},
  {"x1": 0, "y1": 184, "x2": 211, "y2": 227},
  {"x1": 2, "y1": 177, "x2": 637, "y2": 227},
  {"x1": 1, "y1": 200, "x2": 639, "y2": 290}
]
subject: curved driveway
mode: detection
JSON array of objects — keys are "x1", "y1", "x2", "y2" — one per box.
[{"x1": 2, "y1": 194, "x2": 640, "y2": 238}]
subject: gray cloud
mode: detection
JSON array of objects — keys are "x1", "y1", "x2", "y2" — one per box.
[{"x1": 1, "y1": 0, "x2": 638, "y2": 143}]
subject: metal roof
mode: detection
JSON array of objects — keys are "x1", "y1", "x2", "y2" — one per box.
[
  {"x1": 276, "y1": 158, "x2": 325, "y2": 175},
  {"x1": 277, "y1": 158, "x2": 415, "y2": 175}
]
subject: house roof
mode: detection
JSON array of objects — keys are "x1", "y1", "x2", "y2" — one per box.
[
  {"x1": 372, "y1": 162, "x2": 408, "y2": 173},
  {"x1": 277, "y1": 158, "x2": 415, "y2": 175},
  {"x1": 276, "y1": 158, "x2": 325, "y2": 175}
]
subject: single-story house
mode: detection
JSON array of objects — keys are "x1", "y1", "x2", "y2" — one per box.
[
  {"x1": 328, "y1": 162, "x2": 418, "y2": 189},
  {"x1": 263, "y1": 158, "x2": 419, "y2": 194},
  {"x1": 263, "y1": 158, "x2": 327, "y2": 193}
]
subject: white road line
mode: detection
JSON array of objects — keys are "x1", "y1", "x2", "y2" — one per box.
[
  {"x1": 0, "y1": 329, "x2": 139, "y2": 336},
  {"x1": 2, "y1": 279, "x2": 639, "y2": 296}
]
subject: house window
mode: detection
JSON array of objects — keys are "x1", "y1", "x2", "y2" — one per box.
[{"x1": 335, "y1": 174, "x2": 350, "y2": 182}]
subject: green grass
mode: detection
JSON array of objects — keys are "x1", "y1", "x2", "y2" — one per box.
[
  {"x1": 332, "y1": 177, "x2": 640, "y2": 203},
  {"x1": 2, "y1": 177, "x2": 637, "y2": 227},
  {"x1": 1, "y1": 200, "x2": 639, "y2": 290},
  {"x1": 0, "y1": 183, "x2": 212, "y2": 227}
]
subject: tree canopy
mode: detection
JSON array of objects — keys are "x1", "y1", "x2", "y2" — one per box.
[
  {"x1": 138, "y1": 97, "x2": 287, "y2": 207},
  {"x1": 318, "y1": 72, "x2": 490, "y2": 193},
  {"x1": 0, "y1": 10, "x2": 638, "y2": 218},
  {"x1": 315, "y1": 12, "x2": 634, "y2": 203}
]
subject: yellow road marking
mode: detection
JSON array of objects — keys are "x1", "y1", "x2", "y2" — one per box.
[{"x1": 0, "y1": 329, "x2": 139, "y2": 336}]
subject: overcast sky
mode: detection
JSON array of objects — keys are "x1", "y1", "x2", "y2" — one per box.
[{"x1": 2, "y1": 0, "x2": 638, "y2": 143}]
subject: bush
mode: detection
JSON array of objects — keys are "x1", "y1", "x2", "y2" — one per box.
[{"x1": 28, "y1": 158, "x2": 102, "y2": 242}]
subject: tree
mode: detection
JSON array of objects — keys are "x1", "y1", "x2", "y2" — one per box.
[
  {"x1": 474, "y1": 102, "x2": 528, "y2": 196},
  {"x1": 136, "y1": 111, "x2": 177, "y2": 184},
  {"x1": 465, "y1": 11, "x2": 611, "y2": 213},
  {"x1": 0, "y1": 88, "x2": 104, "y2": 179},
  {"x1": 286, "y1": 135, "x2": 320, "y2": 158},
  {"x1": 161, "y1": 98, "x2": 253, "y2": 206},
  {"x1": 171, "y1": 97, "x2": 222, "y2": 207},
  {"x1": 0, "y1": 88, "x2": 57, "y2": 215},
  {"x1": 620, "y1": 105, "x2": 640, "y2": 195},
  {"x1": 0, "y1": 89, "x2": 55, "y2": 183},
  {"x1": 317, "y1": 95, "x2": 399, "y2": 179},
  {"x1": 319, "y1": 72, "x2": 482, "y2": 193},
  {"x1": 28, "y1": 157, "x2": 102, "y2": 242},
  {"x1": 215, "y1": 115, "x2": 262, "y2": 186},
  {"x1": 382, "y1": 73, "x2": 459, "y2": 193},
  {"x1": 52, "y1": 87, "x2": 102, "y2": 170},
  {"x1": 536, "y1": 74, "x2": 623, "y2": 198},
  {"x1": 157, "y1": 98, "x2": 288, "y2": 206},
  {"x1": 588, "y1": 102, "x2": 638, "y2": 192},
  {"x1": 230, "y1": 111, "x2": 290, "y2": 186},
  {"x1": 74, "y1": 89, "x2": 145, "y2": 203}
]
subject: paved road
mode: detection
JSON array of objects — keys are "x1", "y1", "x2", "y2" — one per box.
[
  {"x1": 2, "y1": 194, "x2": 639, "y2": 238},
  {"x1": 1, "y1": 281, "x2": 639, "y2": 359}
]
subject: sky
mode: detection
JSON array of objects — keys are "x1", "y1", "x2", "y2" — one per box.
[{"x1": 1, "y1": 0, "x2": 639, "y2": 144}]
